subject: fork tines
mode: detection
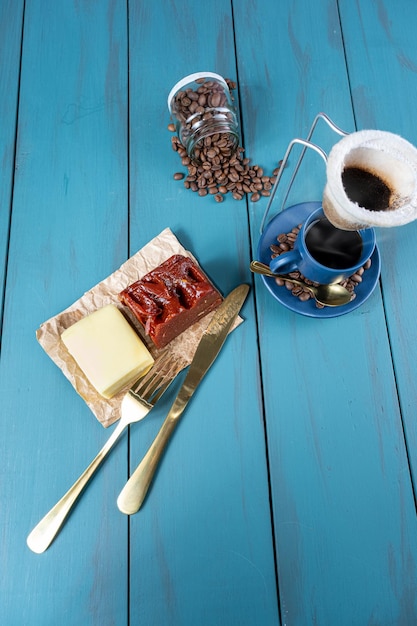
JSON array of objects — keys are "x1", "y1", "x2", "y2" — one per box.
[{"x1": 132, "y1": 351, "x2": 185, "y2": 404}]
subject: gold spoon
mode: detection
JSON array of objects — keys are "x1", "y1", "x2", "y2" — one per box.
[{"x1": 250, "y1": 260, "x2": 352, "y2": 307}]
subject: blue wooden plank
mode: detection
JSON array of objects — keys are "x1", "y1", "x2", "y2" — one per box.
[
  {"x1": 234, "y1": 0, "x2": 417, "y2": 624},
  {"x1": 0, "y1": 0, "x2": 23, "y2": 321},
  {"x1": 339, "y1": 0, "x2": 417, "y2": 502},
  {"x1": 3, "y1": 1, "x2": 417, "y2": 625},
  {"x1": 0, "y1": 1, "x2": 129, "y2": 624},
  {"x1": 127, "y1": 1, "x2": 280, "y2": 624}
]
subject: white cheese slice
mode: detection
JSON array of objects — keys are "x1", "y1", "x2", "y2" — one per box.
[{"x1": 61, "y1": 304, "x2": 154, "y2": 399}]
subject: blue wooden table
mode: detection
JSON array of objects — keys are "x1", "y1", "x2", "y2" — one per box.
[{"x1": 2, "y1": 1, "x2": 417, "y2": 624}]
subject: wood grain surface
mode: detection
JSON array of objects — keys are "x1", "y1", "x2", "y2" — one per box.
[{"x1": 1, "y1": 1, "x2": 417, "y2": 625}]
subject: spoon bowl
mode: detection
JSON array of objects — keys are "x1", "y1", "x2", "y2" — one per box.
[{"x1": 250, "y1": 260, "x2": 352, "y2": 307}]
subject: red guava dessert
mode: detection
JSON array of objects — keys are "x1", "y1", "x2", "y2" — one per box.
[{"x1": 119, "y1": 254, "x2": 222, "y2": 348}]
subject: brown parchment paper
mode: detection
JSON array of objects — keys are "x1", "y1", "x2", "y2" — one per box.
[{"x1": 36, "y1": 228, "x2": 242, "y2": 428}]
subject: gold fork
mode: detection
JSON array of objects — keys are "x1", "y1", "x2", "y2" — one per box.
[{"x1": 27, "y1": 352, "x2": 184, "y2": 553}]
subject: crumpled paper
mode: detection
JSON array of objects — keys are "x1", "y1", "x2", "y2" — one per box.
[{"x1": 36, "y1": 228, "x2": 242, "y2": 428}]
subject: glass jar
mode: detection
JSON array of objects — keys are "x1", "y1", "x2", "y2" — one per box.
[{"x1": 168, "y1": 71, "x2": 240, "y2": 163}]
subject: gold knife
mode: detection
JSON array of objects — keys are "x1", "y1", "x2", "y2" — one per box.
[{"x1": 117, "y1": 283, "x2": 250, "y2": 514}]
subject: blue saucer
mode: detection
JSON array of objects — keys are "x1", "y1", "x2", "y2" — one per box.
[{"x1": 256, "y1": 201, "x2": 381, "y2": 318}]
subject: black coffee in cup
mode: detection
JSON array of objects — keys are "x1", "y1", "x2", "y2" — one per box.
[{"x1": 305, "y1": 217, "x2": 363, "y2": 269}]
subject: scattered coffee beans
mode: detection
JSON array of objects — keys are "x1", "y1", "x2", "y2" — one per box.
[
  {"x1": 169, "y1": 77, "x2": 281, "y2": 202},
  {"x1": 270, "y1": 223, "x2": 372, "y2": 308}
]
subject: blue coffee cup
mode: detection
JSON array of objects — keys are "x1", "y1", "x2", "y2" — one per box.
[{"x1": 269, "y1": 207, "x2": 376, "y2": 284}]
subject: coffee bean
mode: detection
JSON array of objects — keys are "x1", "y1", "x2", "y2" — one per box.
[
  {"x1": 173, "y1": 172, "x2": 184, "y2": 180},
  {"x1": 171, "y1": 137, "x2": 180, "y2": 151}
]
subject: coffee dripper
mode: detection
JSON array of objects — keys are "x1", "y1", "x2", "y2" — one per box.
[{"x1": 260, "y1": 112, "x2": 417, "y2": 233}]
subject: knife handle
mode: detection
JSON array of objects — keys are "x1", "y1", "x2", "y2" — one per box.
[
  {"x1": 117, "y1": 284, "x2": 249, "y2": 515},
  {"x1": 117, "y1": 414, "x2": 178, "y2": 514}
]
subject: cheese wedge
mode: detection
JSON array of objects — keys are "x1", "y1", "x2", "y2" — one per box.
[{"x1": 61, "y1": 304, "x2": 154, "y2": 398}]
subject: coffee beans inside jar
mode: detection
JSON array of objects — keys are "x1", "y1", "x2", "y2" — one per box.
[
  {"x1": 168, "y1": 72, "x2": 281, "y2": 202},
  {"x1": 169, "y1": 72, "x2": 239, "y2": 161}
]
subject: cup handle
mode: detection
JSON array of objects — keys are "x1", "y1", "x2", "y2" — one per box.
[{"x1": 269, "y1": 250, "x2": 300, "y2": 275}]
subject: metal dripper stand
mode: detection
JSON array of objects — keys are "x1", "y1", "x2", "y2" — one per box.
[{"x1": 260, "y1": 112, "x2": 349, "y2": 234}]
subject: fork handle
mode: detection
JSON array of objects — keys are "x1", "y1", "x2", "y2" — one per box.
[
  {"x1": 26, "y1": 419, "x2": 126, "y2": 553},
  {"x1": 117, "y1": 416, "x2": 177, "y2": 514}
]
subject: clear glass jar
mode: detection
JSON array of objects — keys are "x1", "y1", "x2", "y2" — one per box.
[{"x1": 168, "y1": 71, "x2": 239, "y2": 163}]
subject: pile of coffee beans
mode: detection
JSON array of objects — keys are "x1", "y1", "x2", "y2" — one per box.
[
  {"x1": 270, "y1": 224, "x2": 372, "y2": 308},
  {"x1": 169, "y1": 78, "x2": 281, "y2": 203}
]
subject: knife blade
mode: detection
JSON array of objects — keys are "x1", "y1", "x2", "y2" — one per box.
[{"x1": 117, "y1": 283, "x2": 249, "y2": 514}]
